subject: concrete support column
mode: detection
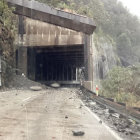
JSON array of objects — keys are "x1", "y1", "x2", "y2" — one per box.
[
  {"x1": 84, "y1": 34, "x2": 92, "y2": 81},
  {"x1": 84, "y1": 34, "x2": 93, "y2": 91},
  {"x1": 28, "y1": 48, "x2": 36, "y2": 80},
  {"x1": 18, "y1": 47, "x2": 27, "y2": 76}
]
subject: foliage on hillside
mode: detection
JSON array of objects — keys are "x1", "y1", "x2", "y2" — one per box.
[
  {"x1": 34, "y1": 0, "x2": 92, "y2": 17},
  {"x1": 101, "y1": 0, "x2": 140, "y2": 64},
  {"x1": 101, "y1": 65, "x2": 140, "y2": 106},
  {"x1": 0, "y1": 0, "x2": 16, "y2": 87}
]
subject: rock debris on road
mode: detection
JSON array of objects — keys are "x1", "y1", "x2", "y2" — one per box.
[
  {"x1": 77, "y1": 89, "x2": 140, "y2": 140},
  {"x1": 0, "y1": 88, "x2": 120, "y2": 140}
]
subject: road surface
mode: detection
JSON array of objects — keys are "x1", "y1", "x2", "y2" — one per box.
[{"x1": 0, "y1": 88, "x2": 121, "y2": 140}]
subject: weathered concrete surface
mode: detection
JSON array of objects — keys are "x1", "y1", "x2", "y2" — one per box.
[
  {"x1": 7, "y1": 0, "x2": 95, "y2": 91},
  {"x1": 84, "y1": 34, "x2": 93, "y2": 82},
  {"x1": 83, "y1": 81, "x2": 93, "y2": 91},
  {"x1": 0, "y1": 88, "x2": 118, "y2": 140},
  {"x1": 18, "y1": 47, "x2": 27, "y2": 75},
  {"x1": 16, "y1": 17, "x2": 84, "y2": 47},
  {"x1": 7, "y1": 0, "x2": 96, "y2": 34}
]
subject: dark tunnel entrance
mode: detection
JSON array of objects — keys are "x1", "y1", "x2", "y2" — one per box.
[{"x1": 27, "y1": 45, "x2": 84, "y2": 85}]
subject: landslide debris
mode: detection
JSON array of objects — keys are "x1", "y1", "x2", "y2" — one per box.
[{"x1": 9, "y1": 75, "x2": 47, "y2": 90}]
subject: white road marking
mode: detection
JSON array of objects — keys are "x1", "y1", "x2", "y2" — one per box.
[
  {"x1": 22, "y1": 97, "x2": 31, "y2": 102},
  {"x1": 23, "y1": 105, "x2": 30, "y2": 140},
  {"x1": 80, "y1": 100, "x2": 123, "y2": 140}
]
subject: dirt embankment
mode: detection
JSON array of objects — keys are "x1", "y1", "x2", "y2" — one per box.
[{"x1": 2, "y1": 75, "x2": 48, "y2": 91}]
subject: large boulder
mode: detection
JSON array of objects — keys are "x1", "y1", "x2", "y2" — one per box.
[
  {"x1": 50, "y1": 83, "x2": 60, "y2": 88},
  {"x1": 30, "y1": 86, "x2": 42, "y2": 91}
]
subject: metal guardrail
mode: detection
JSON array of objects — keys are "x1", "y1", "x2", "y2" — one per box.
[{"x1": 80, "y1": 86, "x2": 140, "y2": 123}]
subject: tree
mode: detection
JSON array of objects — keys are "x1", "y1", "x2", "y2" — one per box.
[
  {"x1": 0, "y1": 0, "x2": 16, "y2": 87},
  {"x1": 101, "y1": 65, "x2": 140, "y2": 105}
]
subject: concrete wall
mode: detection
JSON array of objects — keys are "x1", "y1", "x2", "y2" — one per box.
[
  {"x1": 16, "y1": 17, "x2": 84, "y2": 47},
  {"x1": 83, "y1": 35, "x2": 93, "y2": 90},
  {"x1": 18, "y1": 47, "x2": 27, "y2": 76},
  {"x1": 83, "y1": 81, "x2": 93, "y2": 91}
]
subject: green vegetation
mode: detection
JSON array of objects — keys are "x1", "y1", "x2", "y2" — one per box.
[
  {"x1": 34, "y1": 0, "x2": 92, "y2": 16},
  {"x1": 101, "y1": 0, "x2": 140, "y2": 63},
  {"x1": 101, "y1": 66, "x2": 140, "y2": 106},
  {"x1": 0, "y1": 0, "x2": 16, "y2": 87}
]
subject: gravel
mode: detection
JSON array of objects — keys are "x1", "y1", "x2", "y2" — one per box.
[
  {"x1": 77, "y1": 88, "x2": 140, "y2": 140},
  {"x1": 9, "y1": 75, "x2": 48, "y2": 90}
]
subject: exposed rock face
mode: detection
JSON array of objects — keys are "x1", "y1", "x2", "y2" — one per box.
[{"x1": 92, "y1": 36, "x2": 116, "y2": 91}]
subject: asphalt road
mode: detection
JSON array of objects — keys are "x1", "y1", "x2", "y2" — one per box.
[{"x1": 0, "y1": 88, "x2": 121, "y2": 140}]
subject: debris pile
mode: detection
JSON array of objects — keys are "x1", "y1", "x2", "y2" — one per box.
[
  {"x1": 77, "y1": 88, "x2": 140, "y2": 140},
  {"x1": 9, "y1": 75, "x2": 47, "y2": 90}
]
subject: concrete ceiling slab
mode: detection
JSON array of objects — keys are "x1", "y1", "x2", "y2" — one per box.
[{"x1": 7, "y1": 0, "x2": 96, "y2": 34}]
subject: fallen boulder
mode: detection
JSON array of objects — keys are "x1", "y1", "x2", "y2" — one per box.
[
  {"x1": 72, "y1": 130, "x2": 85, "y2": 136},
  {"x1": 88, "y1": 102, "x2": 96, "y2": 108},
  {"x1": 50, "y1": 83, "x2": 60, "y2": 88},
  {"x1": 30, "y1": 86, "x2": 42, "y2": 91}
]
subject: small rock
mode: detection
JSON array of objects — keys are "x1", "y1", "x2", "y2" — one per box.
[
  {"x1": 50, "y1": 83, "x2": 60, "y2": 88},
  {"x1": 121, "y1": 119, "x2": 131, "y2": 128},
  {"x1": 128, "y1": 119, "x2": 136, "y2": 125},
  {"x1": 125, "y1": 128, "x2": 135, "y2": 135},
  {"x1": 88, "y1": 102, "x2": 96, "y2": 108},
  {"x1": 111, "y1": 113, "x2": 120, "y2": 118},
  {"x1": 118, "y1": 128, "x2": 125, "y2": 132},
  {"x1": 65, "y1": 116, "x2": 68, "y2": 119},
  {"x1": 108, "y1": 109, "x2": 115, "y2": 113},
  {"x1": 136, "y1": 124, "x2": 140, "y2": 131},
  {"x1": 94, "y1": 110, "x2": 103, "y2": 115},
  {"x1": 72, "y1": 130, "x2": 85, "y2": 136},
  {"x1": 99, "y1": 120, "x2": 102, "y2": 124},
  {"x1": 113, "y1": 120, "x2": 119, "y2": 126},
  {"x1": 79, "y1": 105, "x2": 83, "y2": 109}
]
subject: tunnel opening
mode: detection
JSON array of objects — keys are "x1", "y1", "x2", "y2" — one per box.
[{"x1": 27, "y1": 45, "x2": 84, "y2": 85}]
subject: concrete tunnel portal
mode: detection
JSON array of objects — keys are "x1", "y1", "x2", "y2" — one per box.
[
  {"x1": 16, "y1": 16, "x2": 86, "y2": 85},
  {"x1": 27, "y1": 45, "x2": 84, "y2": 85},
  {"x1": 10, "y1": 0, "x2": 96, "y2": 89}
]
